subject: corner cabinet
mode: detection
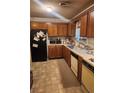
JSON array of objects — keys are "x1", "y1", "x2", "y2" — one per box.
[
  {"x1": 87, "y1": 10, "x2": 94, "y2": 37},
  {"x1": 68, "y1": 23, "x2": 76, "y2": 36}
]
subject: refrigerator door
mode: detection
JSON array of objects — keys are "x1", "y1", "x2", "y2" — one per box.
[{"x1": 30, "y1": 29, "x2": 47, "y2": 62}]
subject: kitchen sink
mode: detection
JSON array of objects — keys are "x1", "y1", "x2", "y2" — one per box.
[
  {"x1": 86, "y1": 50, "x2": 94, "y2": 55},
  {"x1": 67, "y1": 44, "x2": 74, "y2": 49}
]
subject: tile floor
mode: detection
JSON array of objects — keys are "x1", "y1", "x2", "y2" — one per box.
[{"x1": 31, "y1": 59, "x2": 83, "y2": 93}]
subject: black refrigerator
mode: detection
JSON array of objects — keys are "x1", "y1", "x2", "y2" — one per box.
[{"x1": 30, "y1": 29, "x2": 47, "y2": 62}]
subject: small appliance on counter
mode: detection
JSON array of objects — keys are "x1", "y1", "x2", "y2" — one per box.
[
  {"x1": 50, "y1": 39, "x2": 56, "y2": 44},
  {"x1": 49, "y1": 38, "x2": 62, "y2": 44},
  {"x1": 56, "y1": 38, "x2": 61, "y2": 44}
]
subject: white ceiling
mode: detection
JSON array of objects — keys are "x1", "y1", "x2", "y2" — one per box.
[{"x1": 30, "y1": 0, "x2": 94, "y2": 21}]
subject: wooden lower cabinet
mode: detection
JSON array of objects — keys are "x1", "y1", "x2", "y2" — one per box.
[
  {"x1": 62, "y1": 46, "x2": 71, "y2": 67},
  {"x1": 55, "y1": 45, "x2": 63, "y2": 58},
  {"x1": 48, "y1": 45, "x2": 63, "y2": 59},
  {"x1": 77, "y1": 56, "x2": 82, "y2": 83},
  {"x1": 62, "y1": 46, "x2": 66, "y2": 59},
  {"x1": 48, "y1": 45, "x2": 56, "y2": 58},
  {"x1": 66, "y1": 48, "x2": 71, "y2": 67}
]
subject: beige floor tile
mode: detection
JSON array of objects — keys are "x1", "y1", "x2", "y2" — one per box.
[{"x1": 31, "y1": 59, "x2": 83, "y2": 93}]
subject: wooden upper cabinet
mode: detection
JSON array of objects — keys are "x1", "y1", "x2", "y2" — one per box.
[
  {"x1": 39, "y1": 23, "x2": 48, "y2": 29},
  {"x1": 68, "y1": 23, "x2": 71, "y2": 36},
  {"x1": 68, "y1": 23, "x2": 76, "y2": 36},
  {"x1": 48, "y1": 23, "x2": 58, "y2": 36},
  {"x1": 71, "y1": 23, "x2": 76, "y2": 36},
  {"x1": 80, "y1": 14, "x2": 88, "y2": 37},
  {"x1": 87, "y1": 11, "x2": 94, "y2": 37},
  {"x1": 31, "y1": 22, "x2": 48, "y2": 29},
  {"x1": 57, "y1": 23, "x2": 67, "y2": 36}
]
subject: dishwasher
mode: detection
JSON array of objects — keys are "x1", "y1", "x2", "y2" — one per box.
[
  {"x1": 81, "y1": 60, "x2": 94, "y2": 93},
  {"x1": 71, "y1": 52, "x2": 78, "y2": 77}
]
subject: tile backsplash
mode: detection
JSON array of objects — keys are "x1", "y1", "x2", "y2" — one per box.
[
  {"x1": 48, "y1": 37, "x2": 66, "y2": 44},
  {"x1": 87, "y1": 38, "x2": 94, "y2": 47},
  {"x1": 74, "y1": 37, "x2": 94, "y2": 49}
]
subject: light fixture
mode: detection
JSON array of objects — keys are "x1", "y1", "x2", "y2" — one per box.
[
  {"x1": 46, "y1": 7, "x2": 52, "y2": 12},
  {"x1": 59, "y1": 1, "x2": 71, "y2": 7}
]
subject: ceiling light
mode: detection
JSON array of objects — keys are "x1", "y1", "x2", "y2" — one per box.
[
  {"x1": 46, "y1": 7, "x2": 52, "y2": 12},
  {"x1": 59, "y1": 1, "x2": 71, "y2": 7}
]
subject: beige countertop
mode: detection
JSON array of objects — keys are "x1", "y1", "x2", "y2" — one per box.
[
  {"x1": 48, "y1": 44, "x2": 94, "y2": 67},
  {"x1": 64, "y1": 45, "x2": 94, "y2": 67},
  {"x1": 48, "y1": 44, "x2": 64, "y2": 45}
]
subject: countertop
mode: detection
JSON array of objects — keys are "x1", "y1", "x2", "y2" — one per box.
[
  {"x1": 48, "y1": 44, "x2": 94, "y2": 67},
  {"x1": 64, "y1": 45, "x2": 94, "y2": 67},
  {"x1": 48, "y1": 44, "x2": 64, "y2": 45}
]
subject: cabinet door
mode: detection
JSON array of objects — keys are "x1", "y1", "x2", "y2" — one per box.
[
  {"x1": 31, "y1": 22, "x2": 48, "y2": 29},
  {"x1": 66, "y1": 48, "x2": 71, "y2": 67},
  {"x1": 77, "y1": 56, "x2": 82, "y2": 83},
  {"x1": 63, "y1": 46, "x2": 68, "y2": 64},
  {"x1": 31, "y1": 22, "x2": 39, "y2": 29},
  {"x1": 87, "y1": 11, "x2": 94, "y2": 37},
  {"x1": 80, "y1": 14, "x2": 87, "y2": 37},
  {"x1": 63, "y1": 46, "x2": 71, "y2": 67},
  {"x1": 55, "y1": 45, "x2": 63, "y2": 58},
  {"x1": 48, "y1": 45, "x2": 56, "y2": 58},
  {"x1": 62, "y1": 46, "x2": 66, "y2": 60},
  {"x1": 48, "y1": 23, "x2": 58, "y2": 36},
  {"x1": 57, "y1": 23, "x2": 67, "y2": 36},
  {"x1": 68, "y1": 23, "x2": 76, "y2": 36},
  {"x1": 62, "y1": 24, "x2": 68, "y2": 36},
  {"x1": 68, "y1": 23, "x2": 71, "y2": 36},
  {"x1": 38, "y1": 23, "x2": 48, "y2": 29}
]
